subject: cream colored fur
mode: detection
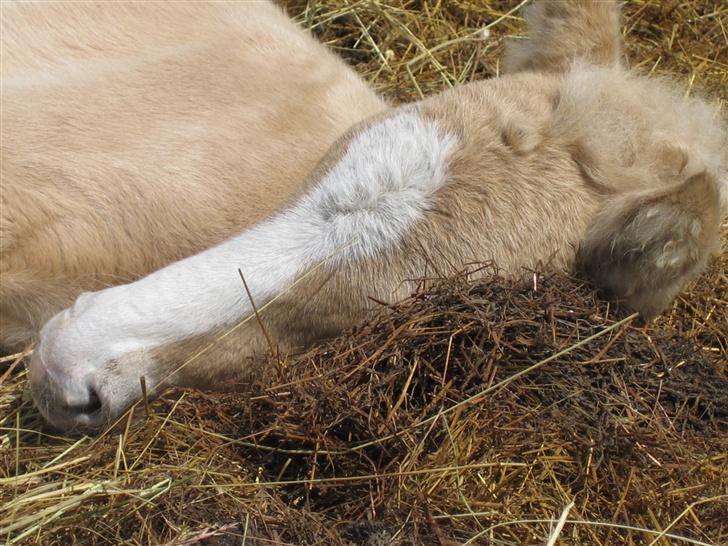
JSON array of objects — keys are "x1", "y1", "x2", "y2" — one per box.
[
  {"x1": 0, "y1": 1, "x2": 386, "y2": 348},
  {"x1": 3, "y1": 1, "x2": 725, "y2": 432}
]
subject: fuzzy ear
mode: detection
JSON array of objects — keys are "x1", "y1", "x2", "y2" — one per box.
[
  {"x1": 576, "y1": 172, "x2": 722, "y2": 319},
  {"x1": 503, "y1": 0, "x2": 622, "y2": 74}
]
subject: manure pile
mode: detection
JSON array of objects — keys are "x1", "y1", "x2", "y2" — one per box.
[{"x1": 1, "y1": 1, "x2": 727, "y2": 545}]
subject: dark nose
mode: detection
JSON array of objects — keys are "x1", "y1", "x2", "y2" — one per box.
[{"x1": 64, "y1": 386, "x2": 102, "y2": 416}]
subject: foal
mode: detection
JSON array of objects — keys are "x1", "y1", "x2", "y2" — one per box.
[{"x1": 6, "y1": 1, "x2": 725, "y2": 432}]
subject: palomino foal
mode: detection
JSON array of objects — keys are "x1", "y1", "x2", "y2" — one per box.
[{"x1": 7, "y1": 1, "x2": 727, "y2": 432}]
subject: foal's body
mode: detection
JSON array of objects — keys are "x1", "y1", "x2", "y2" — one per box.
[{"x1": 1, "y1": 1, "x2": 725, "y2": 432}]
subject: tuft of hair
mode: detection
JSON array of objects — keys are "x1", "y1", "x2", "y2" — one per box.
[
  {"x1": 577, "y1": 172, "x2": 722, "y2": 319},
  {"x1": 503, "y1": 0, "x2": 622, "y2": 74}
]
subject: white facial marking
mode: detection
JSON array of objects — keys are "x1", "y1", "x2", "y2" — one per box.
[{"x1": 35, "y1": 110, "x2": 457, "y2": 400}]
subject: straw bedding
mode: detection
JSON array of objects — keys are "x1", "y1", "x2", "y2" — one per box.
[{"x1": 1, "y1": 1, "x2": 726, "y2": 544}]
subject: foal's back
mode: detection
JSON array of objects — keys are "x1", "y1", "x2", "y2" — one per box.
[{"x1": 0, "y1": 2, "x2": 385, "y2": 348}]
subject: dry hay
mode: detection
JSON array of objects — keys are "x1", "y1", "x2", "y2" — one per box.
[{"x1": 1, "y1": 1, "x2": 727, "y2": 545}]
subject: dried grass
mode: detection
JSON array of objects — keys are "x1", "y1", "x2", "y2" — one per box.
[{"x1": 1, "y1": 1, "x2": 727, "y2": 545}]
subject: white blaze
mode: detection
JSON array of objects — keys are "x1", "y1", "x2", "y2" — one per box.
[{"x1": 37, "y1": 110, "x2": 458, "y2": 377}]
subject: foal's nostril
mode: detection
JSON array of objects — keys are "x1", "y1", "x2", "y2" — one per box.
[{"x1": 68, "y1": 388, "x2": 102, "y2": 415}]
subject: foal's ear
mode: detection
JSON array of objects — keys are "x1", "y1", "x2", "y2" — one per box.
[
  {"x1": 503, "y1": 0, "x2": 622, "y2": 74},
  {"x1": 576, "y1": 172, "x2": 722, "y2": 319}
]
